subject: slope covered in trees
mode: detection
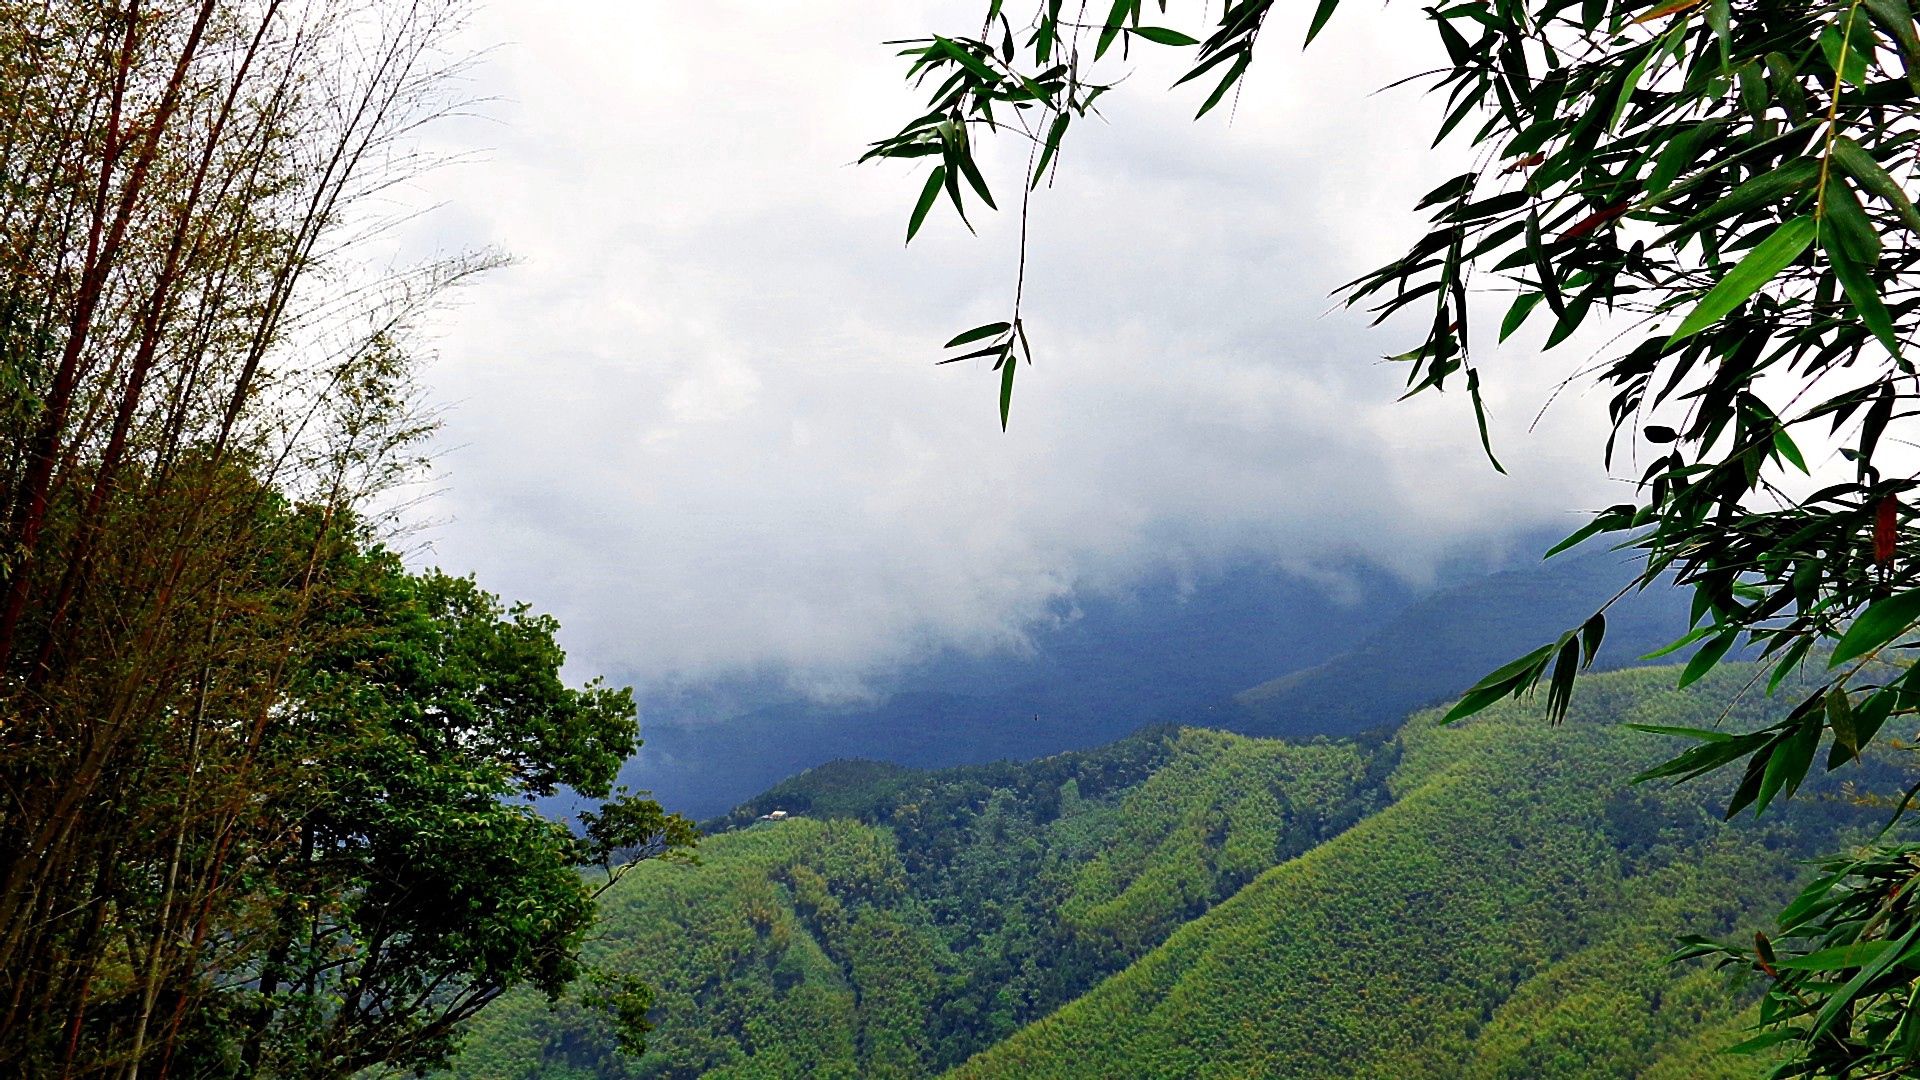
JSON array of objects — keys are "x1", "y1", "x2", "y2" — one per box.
[
  {"x1": 949, "y1": 666, "x2": 1851, "y2": 1079},
  {"x1": 452, "y1": 662, "x2": 1883, "y2": 1078},
  {"x1": 454, "y1": 726, "x2": 1384, "y2": 1077}
]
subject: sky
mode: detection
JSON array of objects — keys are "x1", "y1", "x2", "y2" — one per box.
[{"x1": 386, "y1": 1, "x2": 1628, "y2": 698}]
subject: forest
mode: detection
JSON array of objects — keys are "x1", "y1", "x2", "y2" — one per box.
[{"x1": 447, "y1": 663, "x2": 1894, "y2": 1079}]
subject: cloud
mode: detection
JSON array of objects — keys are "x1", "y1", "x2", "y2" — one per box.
[{"x1": 389, "y1": 0, "x2": 1625, "y2": 694}]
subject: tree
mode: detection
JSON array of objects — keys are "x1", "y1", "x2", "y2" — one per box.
[
  {"x1": 869, "y1": 0, "x2": 1920, "y2": 1071},
  {"x1": 0, "y1": 3, "x2": 695, "y2": 1075},
  {"x1": 215, "y1": 550, "x2": 696, "y2": 1077}
]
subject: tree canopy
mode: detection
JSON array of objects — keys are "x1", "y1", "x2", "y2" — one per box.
[
  {"x1": 0, "y1": 4, "x2": 693, "y2": 1075},
  {"x1": 871, "y1": 0, "x2": 1920, "y2": 1072}
]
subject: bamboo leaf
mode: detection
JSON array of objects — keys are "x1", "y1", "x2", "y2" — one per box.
[
  {"x1": 1128, "y1": 26, "x2": 1198, "y2": 46},
  {"x1": 945, "y1": 322, "x2": 1011, "y2": 348},
  {"x1": 908, "y1": 166, "x2": 947, "y2": 243},
  {"x1": 999, "y1": 353, "x2": 1017, "y2": 430},
  {"x1": 1668, "y1": 217, "x2": 1816, "y2": 341},
  {"x1": 1305, "y1": 0, "x2": 1342, "y2": 45},
  {"x1": 1831, "y1": 589, "x2": 1920, "y2": 666}
]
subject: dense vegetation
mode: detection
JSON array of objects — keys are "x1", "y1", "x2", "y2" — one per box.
[
  {"x1": 0, "y1": 5, "x2": 691, "y2": 1074},
  {"x1": 452, "y1": 662, "x2": 1888, "y2": 1078},
  {"x1": 456, "y1": 724, "x2": 1382, "y2": 1078}
]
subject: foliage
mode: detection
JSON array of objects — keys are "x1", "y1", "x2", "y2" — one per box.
[
  {"x1": 453, "y1": 727, "x2": 1381, "y2": 1077},
  {"x1": 0, "y1": 3, "x2": 693, "y2": 1074},
  {"x1": 1678, "y1": 840, "x2": 1920, "y2": 1078},
  {"x1": 228, "y1": 551, "x2": 695, "y2": 1075},
  {"x1": 869, "y1": 0, "x2": 1920, "y2": 1070},
  {"x1": 453, "y1": 663, "x2": 1886, "y2": 1079},
  {"x1": 949, "y1": 667, "x2": 1871, "y2": 1080}
]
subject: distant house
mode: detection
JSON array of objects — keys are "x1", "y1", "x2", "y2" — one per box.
[{"x1": 759, "y1": 809, "x2": 789, "y2": 821}]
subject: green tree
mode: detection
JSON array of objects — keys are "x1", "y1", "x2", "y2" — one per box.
[
  {"x1": 221, "y1": 551, "x2": 696, "y2": 1077},
  {"x1": 0, "y1": 3, "x2": 695, "y2": 1075},
  {"x1": 869, "y1": 0, "x2": 1920, "y2": 1071}
]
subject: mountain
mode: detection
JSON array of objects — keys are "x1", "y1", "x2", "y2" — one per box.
[
  {"x1": 616, "y1": 557, "x2": 1413, "y2": 819},
  {"x1": 450, "y1": 662, "x2": 1879, "y2": 1079},
  {"x1": 618, "y1": 545, "x2": 1689, "y2": 819},
  {"x1": 1223, "y1": 547, "x2": 1692, "y2": 738}
]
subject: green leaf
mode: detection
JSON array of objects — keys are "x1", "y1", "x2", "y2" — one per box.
[
  {"x1": 1821, "y1": 21, "x2": 1872, "y2": 88},
  {"x1": 1821, "y1": 173, "x2": 1882, "y2": 260},
  {"x1": 1774, "y1": 428, "x2": 1810, "y2": 473},
  {"x1": 1831, "y1": 589, "x2": 1920, "y2": 666},
  {"x1": 1643, "y1": 624, "x2": 1716, "y2": 660},
  {"x1": 1755, "y1": 717, "x2": 1818, "y2": 813},
  {"x1": 1305, "y1": 0, "x2": 1342, "y2": 46},
  {"x1": 1609, "y1": 43, "x2": 1656, "y2": 132},
  {"x1": 1832, "y1": 135, "x2": 1920, "y2": 234},
  {"x1": 1094, "y1": 0, "x2": 1131, "y2": 59},
  {"x1": 1670, "y1": 158, "x2": 1818, "y2": 234},
  {"x1": 1031, "y1": 113, "x2": 1069, "y2": 189},
  {"x1": 1864, "y1": 0, "x2": 1920, "y2": 93},
  {"x1": 1852, "y1": 686, "x2": 1899, "y2": 749},
  {"x1": 1767, "y1": 636, "x2": 1815, "y2": 695},
  {"x1": 1623, "y1": 722, "x2": 1733, "y2": 742},
  {"x1": 1826, "y1": 228, "x2": 1903, "y2": 357},
  {"x1": 1722, "y1": 1029, "x2": 1801, "y2": 1055},
  {"x1": 938, "y1": 342, "x2": 1010, "y2": 365},
  {"x1": 1128, "y1": 26, "x2": 1198, "y2": 46},
  {"x1": 1774, "y1": 940, "x2": 1898, "y2": 971},
  {"x1": 1580, "y1": 611, "x2": 1606, "y2": 668},
  {"x1": 1635, "y1": 730, "x2": 1771, "y2": 784},
  {"x1": 945, "y1": 322, "x2": 1011, "y2": 348},
  {"x1": 952, "y1": 148, "x2": 998, "y2": 212},
  {"x1": 1544, "y1": 508, "x2": 1631, "y2": 558},
  {"x1": 1467, "y1": 368, "x2": 1505, "y2": 474},
  {"x1": 1678, "y1": 631, "x2": 1736, "y2": 688},
  {"x1": 1827, "y1": 689, "x2": 1859, "y2": 767},
  {"x1": 907, "y1": 166, "x2": 947, "y2": 243},
  {"x1": 1865, "y1": 0, "x2": 1920, "y2": 53},
  {"x1": 1196, "y1": 54, "x2": 1250, "y2": 118},
  {"x1": 935, "y1": 36, "x2": 1000, "y2": 84},
  {"x1": 1813, "y1": 924, "x2": 1920, "y2": 1039},
  {"x1": 1443, "y1": 642, "x2": 1555, "y2": 723},
  {"x1": 999, "y1": 353, "x2": 1017, "y2": 430},
  {"x1": 1546, "y1": 633, "x2": 1581, "y2": 721},
  {"x1": 1707, "y1": 0, "x2": 1732, "y2": 67},
  {"x1": 1668, "y1": 216, "x2": 1817, "y2": 342},
  {"x1": 1499, "y1": 292, "x2": 1543, "y2": 342}
]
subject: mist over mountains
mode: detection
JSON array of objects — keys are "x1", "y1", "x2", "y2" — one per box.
[{"x1": 611, "y1": 540, "x2": 1689, "y2": 819}]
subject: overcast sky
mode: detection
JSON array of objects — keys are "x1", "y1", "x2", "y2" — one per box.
[{"x1": 388, "y1": 1, "x2": 1625, "y2": 698}]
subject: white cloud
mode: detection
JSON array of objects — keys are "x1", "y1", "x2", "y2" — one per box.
[{"x1": 390, "y1": 0, "x2": 1625, "y2": 692}]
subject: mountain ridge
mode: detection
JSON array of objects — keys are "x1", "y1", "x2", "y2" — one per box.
[{"x1": 621, "y1": 545, "x2": 1688, "y2": 819}]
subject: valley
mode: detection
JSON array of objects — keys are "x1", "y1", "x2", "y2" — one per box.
[{"x1": 451, "y1": 661, "x2": 1878, "y2": 1079}]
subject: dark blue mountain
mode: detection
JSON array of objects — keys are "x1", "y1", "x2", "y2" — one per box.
[
  {"x1": 610, "y1": 541, "x2": 1691, "y2": 820},
  {"x1": 1220, "y1": 547, "x2": 1690, "y2": 738},
  {"x1": 619, "y1": 557, "x2": 1415, "y2": 818}
]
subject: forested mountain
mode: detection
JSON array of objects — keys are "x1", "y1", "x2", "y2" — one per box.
[
  {"x1": 623, "y1": 548, "x2": 1688, "y2": 818},
  {"x1": 451, "y1": 662, "x2": 1881, "y2": 1078}
]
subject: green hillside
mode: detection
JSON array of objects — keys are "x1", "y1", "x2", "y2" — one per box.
[
  {"x1": 950, "y1": 667, "x2": 1853, "y2": 1079},
  {"x1": 450, "y1": 665, "x2": 1881, "y2": 1079},
  {"x1": 452, "y1": 727, "x2": 1383, "y2": 1078}
]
